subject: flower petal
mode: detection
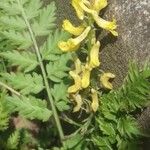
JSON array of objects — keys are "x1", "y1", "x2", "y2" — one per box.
[
  {"x1": 92, "y1": 0, "x2": 108, "y2": 12},
  {"x1": 89, "y1": 41, "x2": 100, "y2": 68},
  {"x1": 58, "y1": 26, "x2": 91, "y2": 52},
  {"x1": 68, "y1": 71, "x2": 82, "y2": 93},
  {"x1": 71, "y1": 26, "x2": 91, "y2": 45},
  {"x1": 58, "y1": 41, "x2": 79, "y2": 52},
  {"x1": 100, "y1": 73, "x2": 115, "y2": 89},
  {"x1": 79, "y1": 1, "x2": 94, "y2": 13},
  {"x1": 75, "y1": 58, "x2": 82, "y2": 74},
  {"x1": 81, "y1": 66, "x2": 91, "y2": 88},
  {"x1": 62, "y1": 20, "x2": 85, "y2": 36},
  {"x1": 73, "y1": 94, "x2": 83, "y2": 112},
  {"x1": 72, "y1": 0, "x2": 85, "y2": 20},
  {"x1": 92, "y1": 12, "x2": 118, "y2": 36},
  {"x1": 91, "y1": 89, "x2": 99, "y2": 112}
]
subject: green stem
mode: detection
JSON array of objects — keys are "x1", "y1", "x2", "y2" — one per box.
[
  {"x1": 0, "y1": 81, "x2": 21, "y2": 96},
  {"x1": 17, "y1": 0, "x2": 64, "y2": 141}
]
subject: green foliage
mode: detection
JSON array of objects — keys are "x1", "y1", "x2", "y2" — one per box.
[
  {"x1": 0, "y1": 51, "x2": 38, "y2": 72},
  {"x1": 32, "y1": 2, "x2": 56, "y2": 36},
  {"x1": 1, "y1": 72, "x2": 44, "y2": 95},
  {"x1": 51, "y1": 82, "x2": 70, "y2": 111},
  {"x1": 0, "y1": 0, "x2": 149, "y2": 149},
  {"x1": 0, "y1": 91, "x2": 9, "y2": 131},
  {"x1": 41, "y1": 29, "x2": 70, "y2": 61},
  {"x1": 93, "y1": 63, "x2": 150, "y2": 150},
  {"x1": 46, "y1": 53, "x2": 72, "y2": 83},
  {"x1": 0, "y1": 0, "x2": 56, "y2": 49},
  {"x1": 6, "y1": 130, "x2": 20, "y2": 150},
  {"x1": 6, "y1": 95, "x2": 52, "y2": 121}
]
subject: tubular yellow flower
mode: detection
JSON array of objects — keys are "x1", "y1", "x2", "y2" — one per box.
[
  {"x1": 58, "y1": 26, "x2": 91, "y2": 52},
  {"x1": 92, "y1": 0, "x2": 108, "y2": 13},
  {"x1": 79, "y1": 1, "x2": 94, "y2": 14},
  {"x1": 89, "y1": 41, "x2": 100, "y2": 68},
  {"x1": 81, "y1": 66, "x2": 91, "y2": 88},
  {"x1": 100, "y1": 73, "x2": 115, "y2": 90},
  {"x1": 75, "y1": 58, "x2": 82, "y2": 74},
  {"x1": 92, "y1": 12, "x2": 118, "y2": 36},
  {"x1": 72, "y1": 0, "x2": 85, "y2": 20},
  {"x1": 72, "y1": 94, "x2": 83, "y2": 112},
  {"x1": 91, "y1": 89, "x2": 99, "y2": 112},
  {"x1": 62, "y1": 20, "x2": 85, "y2": 36},
  {"x1": 68, "y1": 71, "x2": 82, "y2": 93}
]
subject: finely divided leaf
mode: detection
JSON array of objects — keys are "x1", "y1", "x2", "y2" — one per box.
[
  {"x1": 0, "y1": 92, "x2": 9, "y2": 131},
  {"x1": 46, "y1": 53, "x2": 71, "y2": 82},
  {"x1": 51, "y1": 82, "x2": 70, "y2": 111},
  {"x1": 24, "y1": 0, "x2": 43, "y2": 20},
  {"x1": 2, "y1": 30, "x2": 32, "y2": 49},
  {"x1": 6, "y1": 95, "x2": 52, "y2": 121},
  {"x1": 0, "y1": 1, "x2": 21, "y2": 15},
  {"x1": 1, "y1": 72, "x2": 44, "y2": 95},
  {"x1": 0, "y1": 50, "x2": 38, "y2": 72},
  {"x1": 7, "y1": 130, "x2": 20, "y2": 150},
  {"x1": 32, "y1": 2, "x2": 56, "y2": 36},
  {"x1": 117, "y1": 116, "x2": 140, "y2": 138},
  {"x1": 41, "y1": 30, "x2": 70, "y2": 61},
  {"x1": 0, "y1": 16, "x2": 26, "y2": 31}
]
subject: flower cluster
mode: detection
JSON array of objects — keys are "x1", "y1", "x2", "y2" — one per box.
[{"x1": 58, "y1": 0, "x2": 117, "y2": 113}]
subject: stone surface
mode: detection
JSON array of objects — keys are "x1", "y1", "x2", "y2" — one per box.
[{"x1": 107, "y1": 0, "x2": 150, "y2": 62}]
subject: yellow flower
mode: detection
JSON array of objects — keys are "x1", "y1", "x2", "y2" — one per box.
[
  {"x1": 92, "y1": 0, "x2": 108, "y2": 13},
  {"x1": 100, "y1": 73, "x2": 115, "y2": 90},
  {"x1": 75, "y1": 1, "x2": 118, "y2": 36},
  {"x1": 92, "y1": 12, "x2": 118, "y2": 36},
  {"x1": 81, "y1": 65, "x2": 91, "y2": 88},
  {"x1": 72, "y1": 0, "x2": 85, "y2": 20},
  {"x1": 68, "y1": 71, "x2": 82, "y2": 93},
  {"x1": 89, "y1": 41, "x2": 100, "y2": 68},
  {"x1": 72, "y1": 94, "x2": 83, "y2": 112},
  {"x1": 62, "y1": 20, "x2": 85, "y2": 36},
  {"x1": 74, "y1": 58, "x2": 82, "y2": 74},
  {"x1": 79, "y1": 0, "x2": 94, "y2": 14},
  {"x1": 91, "y1": 89, "x2": 99, "y2": 112},
  {"x1": 58, "y1": 26, "x2": 91, "y2": 52}
]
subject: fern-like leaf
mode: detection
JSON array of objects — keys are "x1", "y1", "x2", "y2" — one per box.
[
  {"x1": 0, "y1": 50, "x2": 38, "y2": 72},
  {"x1": 2, "y1": 30, "x2": 32, "y2": 49},
  {"x1": 117, "y1": 115, "x2": 140, "y2": 139},
  {"x1": 6, "y1": 130, "x2": 20, "y2": 150},
  {"x1": 6, "y1": 95, "x2": 52, "y2": 121},
  {"x1": 1, "y1": 72, "x2": 44, "y2": 95},
  {"x1": 0, "y1": 92, "x2": 9, "y2": 131},
  {"x1": 0, "y1": 16, "x2": 26, "y2": 31},
  {"x1": 121, "y1": 63, "x2": 150, "y2": 110},
  {"x1": 32, "y1": 2, "x2": 56, "y2": 36},
  {"x1": 46, "y1": 54, "x2": 72, "y2": 82},
  {"x1": 41, "y1": 29, "x2": 70, "y2": 61},
  {"x1": 24, "y1": 0, "x2": 43, "y2": 20},
  {"x1": 51, "y1": 82, "x2": 70, "y2": 111}
]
